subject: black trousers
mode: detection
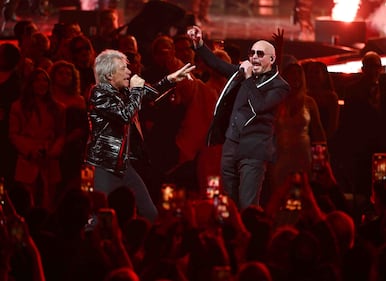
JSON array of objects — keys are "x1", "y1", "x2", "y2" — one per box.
[
  {"x1": 221, "y1": 138, "x2": 267, "y2": 209},
  {"x1": 94, "y1": 164, "x2": 158, "y2": 222}
]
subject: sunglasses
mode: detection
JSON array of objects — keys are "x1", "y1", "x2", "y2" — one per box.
[{"x1": 248, "y1": 49, "x2": 269, "y2": 58}]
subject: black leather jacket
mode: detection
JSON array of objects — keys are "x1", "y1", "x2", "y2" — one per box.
[
  {"x1": 196, "y1": 44, "x2": 290, "y2": 161},
  {"x1": 85, "y1": 77, "x2": 174, "y2": 175}
]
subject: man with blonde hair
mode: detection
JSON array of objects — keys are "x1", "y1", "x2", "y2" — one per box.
[{"x1": 86, "y1": 49, "x2": 195, "y2": 222}]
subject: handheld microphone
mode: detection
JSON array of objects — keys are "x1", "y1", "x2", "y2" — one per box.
[
  {"x1": 236, "y1": 67, "x2": 246, "y2": 81},
  {"x1": 237, "y1": 67, "x2": 245, "y2": 77},
  {"x1": 143, "y1": 84, "x2": 159, "y2": 100}
]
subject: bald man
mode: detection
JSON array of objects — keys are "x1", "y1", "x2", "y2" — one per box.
[
  {"x1": 338, "y1": 51, "x2": 386, "y2": 216},
  {"x1": 187, "y1": 26, "x2": 290, "y2": 209}
]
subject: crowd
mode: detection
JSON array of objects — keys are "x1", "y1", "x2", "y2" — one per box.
[{"x1": 0, "y1": 7, "x2": 386, "y2": 281}]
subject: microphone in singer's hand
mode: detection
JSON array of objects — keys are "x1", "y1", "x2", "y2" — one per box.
[
  {"x1": 237, "y1": 67, "x2": 246, "y2": 80},
  {"x1": 144, "y1": 84, "x2": 159, "y2": 100}
]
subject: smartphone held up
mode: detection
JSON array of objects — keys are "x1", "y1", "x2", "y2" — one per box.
[
  {"x1": 98, "y1": 208, "x2": 115, "y2": 241},
  {"x1": 311, "y1": 142, "x2": 328, "y2": 172}
]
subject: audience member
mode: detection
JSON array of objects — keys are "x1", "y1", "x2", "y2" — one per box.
[
  {"x1": 0, "y1": 43, "x2": 22, "y2": 190},
  {"x1": 237, "y1": 261, "x2": 272, "y2": 281},
  {"x1": 325, "y1": 210, "x2": 355, "y2": 255},
  {"x1": 49, "y1": 22, "x2": 83, "y2": 62},
  {"x1": 90, "y1": 9, "x2": 120, "y2": 54},
  {"x1": 293, "y1": 0, "x2": 314, "y2": 41},
  {"x1": 358, "y1": 180, "x2": 386, "y2": 247},
  {"x1": 174, "y1": 48, "x2": 231, "y2": 195},
  {"x1": 121, "y1": 217, "x2": 151, "y2": 271},
  {"x1": 0, "y1": 205, "x2": 46, "y2": 281},
  {"x1": 240, "y1": 205, "x2": 273, "y2": 262},
  {"x1": 265, "y1": 172, "x2": 326, "y2": 228},
  {"x1": 223, "y1": 41, "x2": 241, "y2": 65},
  {"x1": 13, "y1": 20, "x2": 38, "y2": 79},
  {"x1": 117, "y1": 34, "x2": 143, "y2": 75},
  {"x1": 26, "y1": 31, "x2": 53, "y2": 72},
  {"x1": 187, "y1": 231, "x2": 230, "y2": 281},
  {"x1": 49, "y1": 60, "x2": 89, "y2": 201},
  {"x1": 193, "y1": 49, "x2": 231, "y2": 194},
  {"x1": 287, "y1": 230, "x2": 323, "y2": 280},
  {"x1": 117, "y1": 33, "x2": 138, "y2": 56},
  {"x1": 68, "y1": 34, "x2": 97, "y2": 98},
  {"x1": 104, "y1": 267, "x2": 140, "y2": 281},
  {"x1": 337, "y1": 51, "x2": 386, "y2": 220},
  {"x1": 191, "y1": 0, "x2": 212, "y2": 25},
  {"x1": 140, "y1": 258, "x2": 189, "y2": 281},
  {"x1": 29, "y1": 0, "x2": 47, "y2": 16},
  {"x1": 266, "y1": 225, "x2": 299, "y2": 281},
  {"x1": 9, "y1": 68, "x2": 65, "y2": 210},
  {"x1": 7, "y1": 182, "x2": 34, "y2": 219},
  {"x1": 36, "y1": 189, "x2": 131, "y2": 281},
  {"x1": 142, "y1": 35, "x2": 185, "y2": 83},
  {"x1": 269, "y1": 62, "x2": 326, "y2": 196},
  {"x1": 1, "y1": 0, "x2": 20, "y2": 30},
  {"x1": 174, "y1": 34, "x2": 196, "y2": 65},
  {"x1": 302, "y1": 60, "x2": 340, "y2": 142},
  {"x1": 340, "y1": 237, "x2": 376, "y2": 281},
  {"x1": 139, "y1": 218, "x2": 190, "y2": 276},
  {"x1": 108, "y1": 186, "x2": 137, "y2": 228},
  {"x1": 13, "y1": 20, "x2": 38, "y2": 55},
  {"x1": 140, "y1": 35, "x2": 191, "y2": 185},
  {"x1": 374, "y1": 243, "x2": 386, "y2": 281},
  {"x1": 309, "y1": 161, "x2": 349, "y2": 214},
  {"x1": 266, "y1": 171, "x2": 343, "y2": 265}
]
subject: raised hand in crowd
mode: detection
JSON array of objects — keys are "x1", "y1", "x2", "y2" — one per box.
[
  {"x1": 272, "y1": 28, "x2": 284, "y2": 71},
  {"x1": 93, "y1": 208, "x2": 133, "y2": 269},
  {"x1": 266, "y1": 171, "x2": 325, "y2": 225},
  {"x1": 0, "y1": 190, "x2": 46, "y2": 281}
]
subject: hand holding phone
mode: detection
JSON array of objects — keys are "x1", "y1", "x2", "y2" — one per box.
[
  {"x1": 284, "y1": 171, "x2": 303, "y2": 211},
  {"x1": 9, "y1": 217, "x2": 26, "y2": 246},
  {"x1": 311, "y1": 142, "x2": 328, "y2": 172},
  {"x1": 372, "y1": 153, "x2": 386, "y2": 182},
  {"x1": 97, "y1": 208, "x2": 116, "y2": 241},
  {"x1": 214, "y1": 194, "x2": 230, "y2": 223},
  {"x1": 206, "y1": 175, "x2": 220, "y2": 199},
  {"x1": 161, "y1": 184, "x2": 175, "y2": 211}
]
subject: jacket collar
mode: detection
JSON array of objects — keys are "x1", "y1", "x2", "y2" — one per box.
[
  {"x1": 98, "y1": 82, "x2": 120, "y2": 93},
  {"x1": 253, "y1": 66, "x2": 278, "y2": 86}
]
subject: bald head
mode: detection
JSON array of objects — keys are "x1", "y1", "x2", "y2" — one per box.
[
  {"x1": 248, "y1": 40, "x2": 276, "y2": 75},
  {"x1": 254, "y1": 40, "x2": 276, "y2": 56},
  {"x1": 362, "y1": 51, "x2": 381, "y2": 67},
  {"x1": 362, "y1": 51, "x2": 383, "y2": 82}
]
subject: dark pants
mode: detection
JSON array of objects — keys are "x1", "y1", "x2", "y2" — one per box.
[
  {"x1": 221, "y1": 138, "x2": 267, "y2": 210},
  {"x1": 94, "y1": 165, "x2": 158, "y2": 222}
]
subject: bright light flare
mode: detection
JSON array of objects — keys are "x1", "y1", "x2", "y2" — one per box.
[
  {"x1": 332, "y1": 0, "x2": 361, "y2": 22},
  {"x1": 327, "y1": 56, "x2": 386, "y2": 73}
]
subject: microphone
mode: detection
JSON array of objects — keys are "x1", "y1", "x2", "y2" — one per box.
[
  {"x1": 143, "y1": 83, "x2": 160, "y2": 100},
  {"x1": 237, "y1": 67, "x2": 245, "y2": 77},
  {"x1": 236, "y1": 67, "x2": 246, "y2": 81}
]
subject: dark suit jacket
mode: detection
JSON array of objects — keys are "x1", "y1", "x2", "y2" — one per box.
[{"x1": 196, "y1": 44, "x2": 290, "y2": 161}]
